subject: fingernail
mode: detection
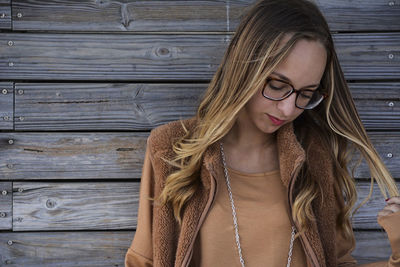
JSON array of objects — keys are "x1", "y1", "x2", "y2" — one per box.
[{"x1": 385, "y1": 198, "x2": 391, "y2": 202}]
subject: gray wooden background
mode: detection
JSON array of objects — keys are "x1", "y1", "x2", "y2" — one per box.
[{"x1": 0, "y1": 0, "x2": 399, "y2": 266}]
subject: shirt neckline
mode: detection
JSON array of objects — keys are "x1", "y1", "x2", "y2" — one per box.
[{"x1": 226, "y1": 166, "x2": 280, "y2": 177}]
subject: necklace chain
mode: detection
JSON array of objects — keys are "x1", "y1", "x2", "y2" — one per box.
[{"x1": 219, "y1": 142, "x2": 296, "y2": 267}]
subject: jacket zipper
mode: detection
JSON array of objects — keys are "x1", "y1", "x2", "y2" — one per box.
[
  {"x1": 181, "y1": 172, "x2": 217, "y2": 267},
  {"x1": 288, "y1": 163, "x2": 320, "y2": 267}
]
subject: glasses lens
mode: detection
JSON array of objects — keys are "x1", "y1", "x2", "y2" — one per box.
[
  {"x1": 296, "y1": 90, "x2": 324, "y2": 109},
  {"x1": 263, "y1": 79, "x2": 292, "y2": 100},
  {"x1": 263, "y1": 78, "x2": 325, "y2": 109}
]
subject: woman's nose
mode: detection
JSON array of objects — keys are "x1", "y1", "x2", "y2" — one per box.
[{"x1": 277, "y1": 93, "x2": 298, "y2": 116}]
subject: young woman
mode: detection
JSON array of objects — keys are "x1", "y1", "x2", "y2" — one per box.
[{"x1": 125, "y1": 0, "x2": 400, "y2": 266}]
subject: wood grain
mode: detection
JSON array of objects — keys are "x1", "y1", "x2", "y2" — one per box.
[
  {"x1": 0, "y1": 231, "x2": 134, "y2": 266},
  {"x1": 9, "y1": 180, "x2": 398, "y2": 231},
  {"x1": 0, "y1": 133, "x2": 148, "y2": 180},
  {"x1": 14, "y1": 83, "x2": 203, "y2": 131},
  {"x1": 0, "y1": 0, "x2": 11, "y2": 30},
  {"x1": 353, "y1": 181, "x2": 400, "y2": 229},
  {"x1": 349, "y1": 132, "x2": 400, "y2": 179},
  {"x1": 0, "y1": 132, "x2": 399, "y2": 180},
  {"x1": 0, "y1": 230, "x2": 393, "y2": 266},
  {"x1": 12, "y1": 0, "x2": 228, "y2": 32},
  {"x1": 11, "y1": 82, "x2": 400, "y2": 131},
  {"x1": 13, "y1": 181, "x2": 140, "y2": 231},
  {"x1": 0, "y1": 82, "x2": 13, "y2": 130},
  {"x1": 0, "y1": 181, "x2": 12, "y2": 230},
  {"x1": 230, "y1": 0, "x2": 400, "y2": 32},
  {"x1": 0, "y1": 33, "x2": 398, "y2": 81},
  {"x1": 352, "y1": 230, "x2": 392, "y2": 264},
  {"x1": 11, "y1": 0, "x2": 400, "y2": 32}
]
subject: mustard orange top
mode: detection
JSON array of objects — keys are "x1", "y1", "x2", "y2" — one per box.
[{"x1": 190, "y1": 167, "x2": 308, "y2": 267}]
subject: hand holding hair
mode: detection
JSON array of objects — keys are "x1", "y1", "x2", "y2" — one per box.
[{"x1": 378, "y1": 196, "x2": 400, "y2": 218}]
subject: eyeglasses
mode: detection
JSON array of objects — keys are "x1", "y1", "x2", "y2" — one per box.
[{"x1": 262, "y1": 77, "x2": 328, "y2": 109}]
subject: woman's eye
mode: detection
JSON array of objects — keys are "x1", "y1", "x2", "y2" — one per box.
[
  {"x1": 300, "y1": 92, "x2": 313, "y2": 99},
  {"x1": 270, "y1": 84, "x2": 285, "y2": 90},
  {"x1": 268, "y1": 80, "x2": 288, "y2": 90}
]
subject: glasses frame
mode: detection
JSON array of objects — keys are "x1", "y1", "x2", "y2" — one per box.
[{"x1": 262, "y1": 77, "x2": 329, "y2": 110}]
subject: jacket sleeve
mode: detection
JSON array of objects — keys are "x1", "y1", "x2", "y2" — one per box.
[
  {"x1": 125, "y1": 137, "x2": 155, "y2": 267},
  {"x1": 336, "y1": 206, "x2": 400, "y2": 266}
]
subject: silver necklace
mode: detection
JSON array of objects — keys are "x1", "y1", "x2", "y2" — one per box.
[{"x1": 219, "y1": 142, "x2": 296, "y2": 267}]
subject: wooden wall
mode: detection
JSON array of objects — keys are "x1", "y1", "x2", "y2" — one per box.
[{"x1": 0, "y1": 0, "x2": 399, "y2": 266}]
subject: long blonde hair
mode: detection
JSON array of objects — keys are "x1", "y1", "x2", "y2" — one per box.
[{"x1": 157, "y1": 0, "x2": 398, "y2": 239}]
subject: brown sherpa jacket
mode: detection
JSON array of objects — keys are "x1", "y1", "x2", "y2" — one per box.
[{"x1": 125, "y1": 117, "x2": 400, "y2": 267}]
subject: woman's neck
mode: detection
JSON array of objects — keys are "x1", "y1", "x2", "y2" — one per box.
[
  {"x1": 220, "y1": 118, "x2": 280, "y2": 173},
  {"x1": 222, "y1": 120, "x2": 276, "y2": 151}
]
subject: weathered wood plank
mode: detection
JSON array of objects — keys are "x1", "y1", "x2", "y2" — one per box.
[
  {"x1": 0, "y1": 182, "x2": 12, "y2": 230},
  {"x1": 12, "y1": 0, "x2": 228, "y2": 32},
  {"x1": 351, "y1": 83, "x2": 400, "y2": 130},
  {"x1": 0, "y1": 33, "x2": 398, "y2": 81},
  {"x1": 13, "y1": 82, "x2": 400, "y2": 131},
  {"x1": 0, "y1": 0, "x2": 11, "y2": 30},
  {"x1": 0, "y1": 230, "x2": 392, "y2": 266},
  {"x1": 14, "y1": 83, "x2": 203, "y2": 131},
  {"x1": 0, "y1": 82, "x2": 13, "y2": 130},
  {"x1": 11, "y1": 0, "x2": 400, "y2": 32},
  {"x1": 0, "y1": 33, "x2": 229, "y2": 81},
  {"x1": 0, "y1": 133, "x2": 148, "y2": 180},
  {"x1": 332, "y1": 33, "x2": 400, "y2": 80},
  {"x1": 350, "y1": 132, "x2": 399, "y2": 179},
  {"x1": 13, "y1": 182, "x2": 140, "y2": 231},
  {"x1": 0, "y1": 132, "x2": 399, "y2": 180},
  {"x1": 353, "y1": 230, "x2": 391, "y2": 264},
  {"x1": 230, "y1": 0, "x2": 400, "y2": 32},
  {"x1": 0, "y1": 231, "x2": 133, "y2": 266},
  {"x1": 353, "y1": 181, "x2": 400, "y2": 229},
  {"x1": 11, "y1": 181, "x2": 399, "y2": 231}
]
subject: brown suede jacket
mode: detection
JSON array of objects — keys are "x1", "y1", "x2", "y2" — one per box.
[{"x1": 125, "y1": 117, "x2": 400, "y2": 267}]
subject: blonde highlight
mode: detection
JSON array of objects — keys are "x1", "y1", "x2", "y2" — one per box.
[{"x1": 153, "y1": 0, "x2": 399, "y2": 240}]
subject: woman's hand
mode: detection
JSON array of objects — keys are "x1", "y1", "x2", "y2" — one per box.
[{"x1": 377, "y1": 196, "x2": 400, "y2": 218}]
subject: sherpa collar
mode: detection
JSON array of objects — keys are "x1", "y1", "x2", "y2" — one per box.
[{"x1": 202, "y1": 121, "x2": 306, "y2": 190}]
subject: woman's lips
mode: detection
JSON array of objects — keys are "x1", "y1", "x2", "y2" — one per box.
[{"x1": 267, "y1": 114, "x2": 286, "y2": 126}]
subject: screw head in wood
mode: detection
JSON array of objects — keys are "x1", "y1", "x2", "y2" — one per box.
[
  {"x1": 16, "y1": 12, "x2": 22, "y2": 18},
  {"x1": 0, "y1": 212, "x2": 6, "y2": 217},
  {"x1": 18, "y1": 188, "x2": 23, "y2": 193},
  {"x1": 388, "y1": 54, "x2": 394, "y2": 59},
  {"x1": 3, "y1": 116, "x2": 9, "y2": 121},
  {"x1": 18, "y1": 89, "x2": 24, "y2": 95},
  {"x1": 46, "y1": 199, "x2": 56, "y2": 209},
  {"x1": 19, "y1": 116, "x2": 24, "y2": 121},
  {"x1": 7, "y1": 240, "x2": 13, "y2": 245},
  {"x1": 6, "y1": 163, "x2": 13, "y2": 169},
  {"x1": 387, "y1": 153, "x2": 393, "y2": 158},
  {"x1": 388, "y1": 1, "x2": 395, "y2": 6},
  {"x1": 8, "y1": 139, "x2": 14, "y2": 145},
  {"x1": 0, "y1": 13, "x2": 6, "y2": 19},
  {"x1": 8, "y1": 41, "x2": 13, "y2": 46},
  {"x1": 8, "y1": 62, "x2": 14, "y2": 67},
  {"x1": 2, "y1": 89, "x2": 7, "y2": 94},
  {"x1": 1, "y1": 190, "x2": 7, "y2": 195},
  {"x1": 388, "y1": 102, "x2": 394, "y2": 107}
]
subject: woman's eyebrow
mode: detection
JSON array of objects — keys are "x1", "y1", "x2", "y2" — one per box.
[{"x1": 271, "y1": 71, "x2": 320, "y2": 88}]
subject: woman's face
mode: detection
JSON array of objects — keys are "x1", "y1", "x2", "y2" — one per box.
[{"x1": 238, "y1": 37, "x2": 327, "y2": 134}]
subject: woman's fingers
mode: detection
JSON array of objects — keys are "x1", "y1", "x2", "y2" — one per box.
[
  {"x1": 383, "y1": 203, "x2": 400, "y2": 213},
  {"x1": 386, "y1": 196, "x2": 400, "y2": 205},
  {"x1": 378, "y1": 209, "x2": 393, "y2": 218},
  {"x1": 377, "y1": 196, "x2": 400, "y2": 218}
]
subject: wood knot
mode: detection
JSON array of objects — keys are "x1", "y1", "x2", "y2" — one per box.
[{"x1": 156, "y1": 47, "x2": 170, "y2": 56}]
